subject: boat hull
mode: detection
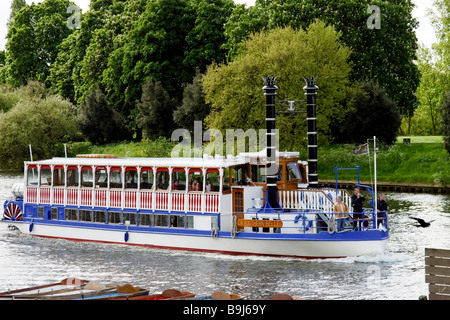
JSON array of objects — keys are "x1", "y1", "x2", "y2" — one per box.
[{"x1": 5, "y1": 221, "x2": 388, "y2": 259}]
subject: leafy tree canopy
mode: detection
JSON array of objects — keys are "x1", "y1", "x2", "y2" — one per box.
[
  {"x1": 203, "y1": 22, "x2": 356, "y2": 150},
  {"x1": 224, "y1": 0, "x2": 421, "y2": 118},
  {"x1": 4, "y1": 0, "x2": 74, "y2": 87}
]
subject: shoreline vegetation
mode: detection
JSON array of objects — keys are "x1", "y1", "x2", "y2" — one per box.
[{"x1": 2, "y1": 136, "x2": 448, "y2": 189}]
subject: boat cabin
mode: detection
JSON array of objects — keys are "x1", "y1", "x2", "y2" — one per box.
[{"x1": 21, "y1": 151, "x2": 316, "y2": 231}]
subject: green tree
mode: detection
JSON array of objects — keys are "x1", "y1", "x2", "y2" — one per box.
[
  {"x1": 47, "y1": 32, "x2": 79, "y2": 103},
  {"x1": 412, "y1": 46, "x2": 447, "y2": 135},
  {"x1": 4, "y1": 0, "x2": 74, "y2": 87},
  {"x1": 0, "y1": 85, "x2": 80, "y2": 169},
  {"x1": 224, "y1": 0, "x2": 421, "y2": 118},
  {"x1": 203, "y1": 22, "x2": 355, "y2": 149},
  {"x1": 442, "y1": 91, "x2": 450, "y2": 154},
  {"x1": 76, "y1": 88, "x2": 131, "y2": 144},
  {"x1": 184, "y1": 0, "x2": 235, "y2": 72},
  {"x1": 103, "y1": 0, "x2": 196, "y2": 122},
  {"x1": 76, "y1": 0, "x2": 147, "y2": 105},
  {"x1": 345, "y1": 82, "x2": 401, "y2": 146},
  {"x1": 136, "y1": 80, "x2": 178, "y2": 139},
  {"x1": 7, "y1": 0, "x2": 27, "y2": 27},
  {"x1": 173, "y1": 72, "x2": 210, "y2": 132},
  {"x1": 48, "y1": 0, "x2": 130, "y2": 104}
]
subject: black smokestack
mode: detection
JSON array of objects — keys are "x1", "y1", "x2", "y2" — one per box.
[
  {"x1": 303, "y1": 77, "x2": 319, "y2": 187},
  {"x1": 262, "y1": 76, "x2": 279, "y2": 209}
]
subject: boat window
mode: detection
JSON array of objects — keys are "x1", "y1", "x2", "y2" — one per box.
[
  {"x1": 156, "y1": 169, "x2": 169, "y2": 190},
  {"x1": 38, "y1": 206, "x2": 44, "y2": 219},
  {"x1": 81, "y1": 168, "x2": 93, "y2": 187},
  {"x1": 123, "y1": 212, "x2": 137, "y2": 225},
  {"x1": 205, "y1": 170, "x2": 219, "y2": 192},
  {"x1": 232, "y1": 165, "x2": 248, "y2": 185},
  {"x1": 53, "y1": 167, "x2": 65, "y2": 187},
  {"x1": 251, "y1": 164, "x2": 266, "y2": 183},
  {"x1": 276, "y1": 165, "x2": 282, "y2": 181},
  {"x1": 40, "y1": 167, "x2": 51, "y2": 186},
  {"x1": 94, "y1": 211, "x2": 106, "y2": 223},
  {"x1": 211, "y1": 216, "x2": 218, "y2": 230},
  {"x1": 172, "y1": 168, "x2": 186, "y2": 191},
  {"x1": 67, "y1": 167, "x2": 79, "y2": 187},
  {"x1": 65, "y1": 209, "x2": 78, "y2": 221},
  {"x1": 125, "y1": 168, "x2": 138, "y2": 189},
  {"x1": 171, "y1": 215, "x2": 185, "y2": 228},
  {"x1": 110, "y1": 168, "x2": 122, "y2": 189},
  {"x1": 138, "y1": 213, "x2": 152, "y2": 227},
  {"x1": 108, "y1": 211, "x2": 122, "y2": 224},
  {"x1": 223, "y1": 168, "x2": 230, "y2": 191},
  {"x1": 186, "y1": 216, "x2": 194, "y2": 229},
  {"x1": 79, "y1": 210, "x2": 92, "y2": 222},
  {"x1": 95, "y1": 168, "x2": 108, "y2": 188},
  {"x1": 188, "y1": 169, "x2": 202, "y2": 191},
  {"x1": 154, "y1": 214, "x2": 169, "y2": 227},
  {"x1": 287, "y1": 162, "x2": 302, "y2": 181},
  {"x1": 140, "y1": 168, "x2": 153, "y2": 190},
  {"x1": 51, "y1": 207, "x2": 58, "y2": 220},
  {"x1": 27, "y1": 166, "x2": 38, "y2": 186}
]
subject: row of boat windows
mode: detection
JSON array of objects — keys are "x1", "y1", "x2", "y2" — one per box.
[
  {"x1": 39, "y1": 207, "x2": 201, "y2": 228},
  {"x1": 28, "y1": 167, "x2": 220, "y2": 192},
  {"x1": 26, "y1": 162, "x2": 305, "y2": 191}
]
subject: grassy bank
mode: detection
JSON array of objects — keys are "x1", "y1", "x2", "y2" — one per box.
[
  {"x1": 314, "y1": 136, "x2": 450, "y2": 186},
  {"x1": 63, "y1": 136, "x2": 449, "y2": 187}
]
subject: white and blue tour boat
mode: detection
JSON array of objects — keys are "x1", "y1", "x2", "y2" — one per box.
[{"x1": 1, "y1": 77, "x2": 389, "y2": 258}]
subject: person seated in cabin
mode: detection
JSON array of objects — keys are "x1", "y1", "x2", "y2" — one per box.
[
  {"x1": 333, "y1": 196, "x2": 349, "y2": 231},
  {"x1": 172, "y1": 179, "x2": 179, "y2": 190},
  {"x1": 190, "y1": 179, "x2": 201, "y2": 191},
  {"x1": 205, "y1": 179, "x2": 214, "y2": 192}
]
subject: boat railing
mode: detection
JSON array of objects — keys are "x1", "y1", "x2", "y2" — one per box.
[
  {"x1": 24, "y1": 186, "x2": 220, "y2": 214},
  {"x1": 278, "y1": 189, "x2": 335, "y2": 212},
  {"x1": 239, "y1": 209, "x2": 388, "y2": 234}
]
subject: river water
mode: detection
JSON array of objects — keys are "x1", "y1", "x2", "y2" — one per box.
[{"x1": 0, "y1": 172, "x2": 449, "y2": 300}]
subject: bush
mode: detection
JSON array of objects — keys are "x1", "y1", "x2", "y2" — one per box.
[
  {"x1": 0, "y1": 94, "x2": 80, "y2": 169},
  {"x1": 344, "y1": 82, "x2": 401, "y2": 146}
]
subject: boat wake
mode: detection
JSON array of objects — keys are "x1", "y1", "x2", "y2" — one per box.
[{"x1": 328, "y1": 251, "x2": 410, "y2": 264}]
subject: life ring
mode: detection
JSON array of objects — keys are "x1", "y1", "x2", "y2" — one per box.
[
  {"x1": 3, "y1": 203, "x2": 22, "y2": 221},
  {"x1": 294, "y1": 213, "x2": 312, "y2": 231}
]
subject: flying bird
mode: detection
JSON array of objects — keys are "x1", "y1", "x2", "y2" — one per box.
[{"x1": 410, "y1": 217, "x2": 434, "y2": 228}]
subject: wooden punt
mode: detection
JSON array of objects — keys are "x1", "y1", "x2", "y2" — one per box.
[
  {"x1": 116, "y1": 289, "x2": 195, "y2": 300},
  {"x1": 0, "y1": 278, "x2": 89, "y2": 299}
]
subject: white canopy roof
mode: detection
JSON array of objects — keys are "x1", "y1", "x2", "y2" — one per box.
[{"x1": 25, "y1": 149, "x2": 300, "y2": 169}]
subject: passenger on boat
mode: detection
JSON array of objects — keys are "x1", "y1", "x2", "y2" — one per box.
[
  {"x1": 333, "y1": 196, "x2": 349, "y2": 231},
  {"x1": 376, "y1": 193, "x2": 389, "y2": 226},
  {"x1": 205, "y1": 179, "x2": 214, "y2": 192},
  {"x1": 351, "y1": 187, "x2": 365, "y2": 223},
  {"x1": 172, "y1": 179, "x2": 179, "y2": 190},
  {"x1": 191, "y1": 179, "x2": 200, "y2": 191}
]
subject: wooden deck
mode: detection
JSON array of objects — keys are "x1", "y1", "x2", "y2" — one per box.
[{"x1": 425, "y1": 248, "x2": 450, "y2": 300}]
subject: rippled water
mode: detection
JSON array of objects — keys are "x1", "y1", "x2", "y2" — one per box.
[{"x1": 1, "y1": 173, "x2": 449, "y2": 300}]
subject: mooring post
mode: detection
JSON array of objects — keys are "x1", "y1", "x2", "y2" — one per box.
[
  {"x1": 262, "y1": 76, "x2": 279, "y2": 209},
  {"x1": 303, "y1": 77, "x2": 319, "y2": 187}
]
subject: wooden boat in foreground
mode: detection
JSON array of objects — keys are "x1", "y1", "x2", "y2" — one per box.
[
  {"x1": 0, "y1": 278, "x2": 90, "y2": 300},
  {"x1": 121, "y1": 289, "x2": 195, "y2": 300},
  {"x1": 0, "y1": 278, "x2": 148, "y2": 300}
]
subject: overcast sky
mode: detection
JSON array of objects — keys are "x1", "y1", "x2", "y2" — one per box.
[{"x1": 0, "y1": 0, "x2": 438, "y2": 52}]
